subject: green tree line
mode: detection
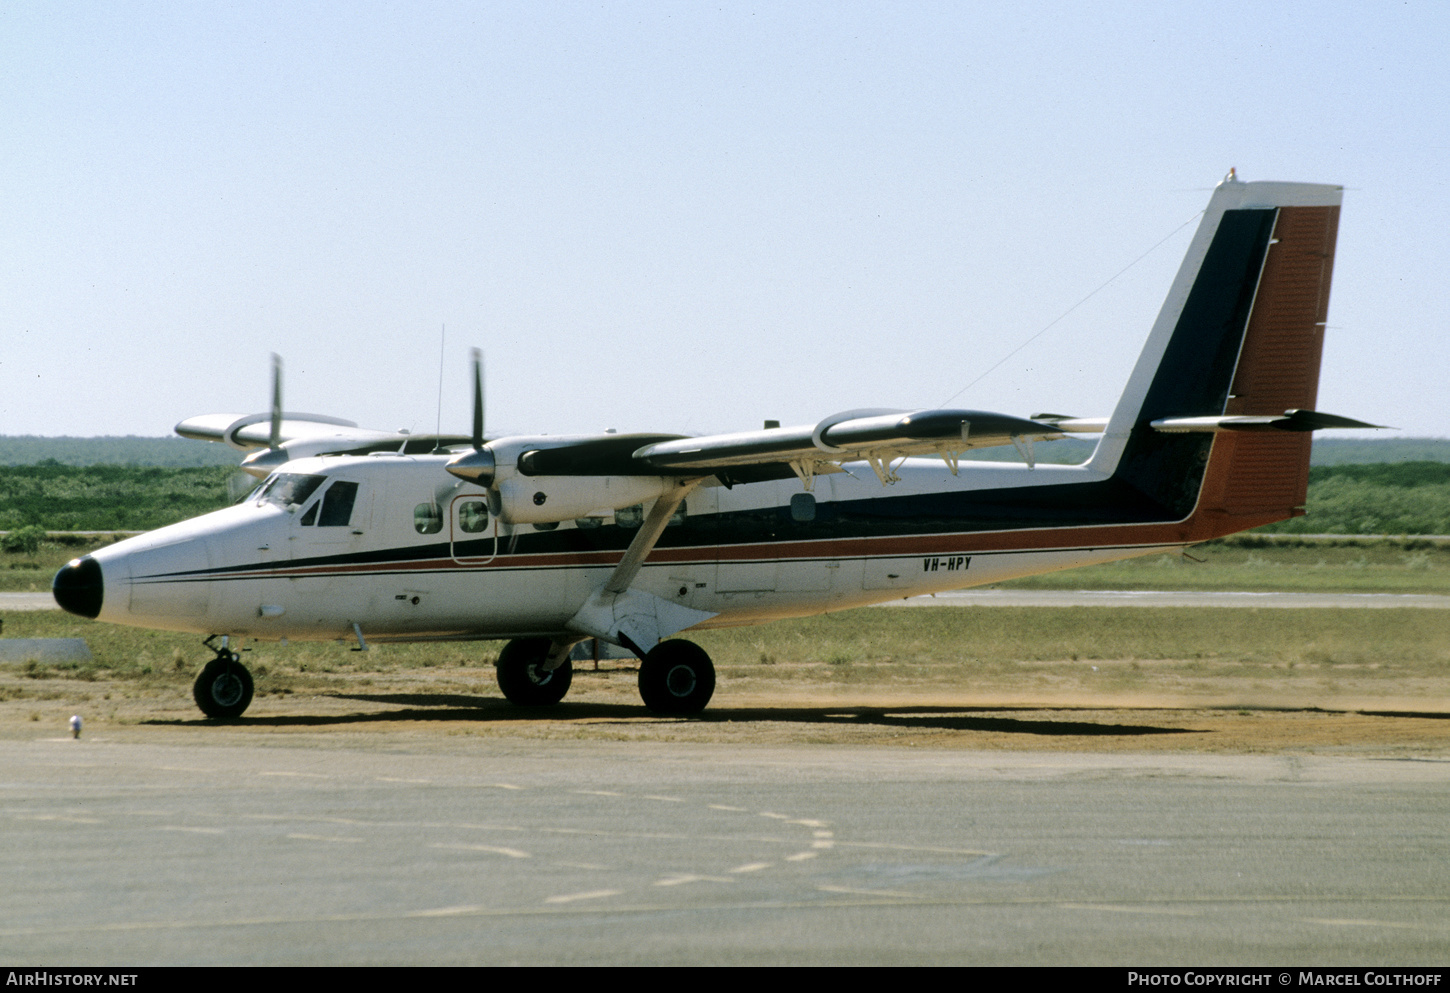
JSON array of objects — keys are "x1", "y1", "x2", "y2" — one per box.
[
  {"x1": 1256, "y1": 462, "x2": 1450, "y2": 535},
  {"x1": 3, "y1": 461, "x2": 1450, "y2": 536},
  {"x1": 0, "y1": 465, "x2": 241, "y2": 531}
]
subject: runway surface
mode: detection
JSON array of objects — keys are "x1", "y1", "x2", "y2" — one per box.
[
  {"x1": 0, "y1": 592, "x2": 56, "y2": 611},
  {"x1": 8, "y1": 589, "x2": 1450, "y2": 614},
  {"x1": 3, "y1": 735, "x2": 1447, "y2": 965}
]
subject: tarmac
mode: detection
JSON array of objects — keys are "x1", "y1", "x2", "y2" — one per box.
[{"x1": 3, "y1": 735, "x2": 1447, "y2": 965}]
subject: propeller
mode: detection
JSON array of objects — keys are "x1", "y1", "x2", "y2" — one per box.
[
  {"x1": 239, "y1": 353, "x2": 291, "y2": 477},
  {"x1": 268, "y1": 353, "x2": 282, "y2": 450},
  {"x1": 445, "y1": 348, "x2": 497, "y2": 486}
]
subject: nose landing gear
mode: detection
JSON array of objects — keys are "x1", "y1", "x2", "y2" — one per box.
[{"x1": 193, "y1": 636, "x2": 254, "y2": 719}]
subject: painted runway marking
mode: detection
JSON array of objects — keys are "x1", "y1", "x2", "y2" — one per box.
[
  {"x1": 730, "y1": 862, "x2": 772, "y2": 873},
  {"x1": 1300, "y1": 918, "x2": 1423, "y2": 929},
  {"x1": 544, "y1": 889, "x2": 622, "y2": 904},
  {"x1": 1059, "y1": 903, "x2": 1200, "y2": 916},
  {"x1": 287, "y1": 833, "x2": 364, "y2": 844},
  {"x1": 817, "y1": 884, "x2": 917, "y2": 900},
  {"x1": 15, "y1": 814, "x2": 103, "y2": 824},
  {"x1": 654, "y1": 873, "x2": 734, "y2": 887},
  {"x1": 159, "y1": 826, "x2": 224, "y2": 834},
  {"x1": 432, "y1": 843, "x2": 531, "y2": 859},
  {"x1": 407, "y1": 904, "x2": 484, "y2": 917}
]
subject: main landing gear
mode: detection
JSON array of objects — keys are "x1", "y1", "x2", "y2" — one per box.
[
  {"x1": 495, "y1": 637, "x2": 573, "y2": 706},
  {"x1": 639, "y1": 639, "x2": 715, "y2": 715},
  {"x1": 192, "y1": 636, "x2": 254, "y2": 719},
  {"x1": 493, "y1": 636, "x2": 717, "y2": 715}
]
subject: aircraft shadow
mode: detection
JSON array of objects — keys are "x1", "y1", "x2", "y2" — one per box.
[
  {"x1": 1355, "y1": 709, "x2": 1450, "y2": 721},
  {"x1": 146, "y1": 693, "x2": 1203, "y2": 736}
]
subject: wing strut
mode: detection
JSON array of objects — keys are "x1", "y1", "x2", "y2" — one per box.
[{"x1": 562, "y1": 477, "x2": 716, "y2": 661}]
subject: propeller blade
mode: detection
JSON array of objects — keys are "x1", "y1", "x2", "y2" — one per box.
[
  {"x1": 470, "y1": 348, "x2": 485, "y2": 450},
  {"x1": 447, "y1": 347, "x2": 495, "y2": 486},
  {"x1": 269, "y1": 353, "x2": 283, "y2": 451}
]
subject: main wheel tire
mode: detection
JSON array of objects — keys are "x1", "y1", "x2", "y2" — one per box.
[
  {"x1": 193, "y1": 653, "x2": 254, "y2": 719},
  {"x1": 638, "y1": 640, "x2": 715, "y2": 715},
  {"x1": 496, "y1": 638, "x2": 573, "y2": 706}
]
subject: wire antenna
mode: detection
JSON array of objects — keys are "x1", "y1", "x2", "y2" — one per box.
[{"x1": 938, "y1": 211, "x2": 1203, "y2": 408}]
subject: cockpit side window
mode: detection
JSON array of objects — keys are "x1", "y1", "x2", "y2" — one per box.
[
  {"x1": 257, "y1": 473, "x2": 327, "y2": 510},
  {"x1": 240, "y1": 475, "x2": 272, "y2": 505},
  {"x1": 317, "y1": 481, "x2": 359, "y2": 526}
]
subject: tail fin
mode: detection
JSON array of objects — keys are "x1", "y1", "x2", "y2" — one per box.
[{"x1": 1089, "y1": 176, "x2": 1343, "y2": 536}]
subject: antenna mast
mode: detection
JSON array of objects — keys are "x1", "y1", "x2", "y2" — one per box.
[{"x1": 432, "y1": 323, "x2": 446, "y2": 452}]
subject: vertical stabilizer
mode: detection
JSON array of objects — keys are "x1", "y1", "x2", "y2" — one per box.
[{"x1": 1089, "y1": 176, "x2": 1342, "y2": 534}]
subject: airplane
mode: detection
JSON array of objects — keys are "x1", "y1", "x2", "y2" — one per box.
[{"x1": 52, "y1": 173, "x2": 1378, "y2": 720}]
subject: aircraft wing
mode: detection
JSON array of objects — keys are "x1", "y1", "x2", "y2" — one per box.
[
  {"x1": 494, "y1": 408, "x2": 1065, "y2": 488},
  {"x1": 635, "y1": 409, "x2": 1060, "y2": 469}
]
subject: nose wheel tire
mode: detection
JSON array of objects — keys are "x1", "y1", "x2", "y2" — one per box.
[
  {"x1": 193, "y1": 652, "x2": 254, "y2": 719},
  {"x1": 639, "y1": 640, "x2": 715, "y2": 715},
  {"x1": 496, "y1": 637, "x2": 573, "y2": 706}
]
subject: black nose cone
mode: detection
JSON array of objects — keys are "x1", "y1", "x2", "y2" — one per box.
[{"x1": 53, "y1": 556, "x2": 103, "y2": 619}]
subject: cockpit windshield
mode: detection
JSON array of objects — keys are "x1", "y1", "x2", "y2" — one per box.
[{"x1": 254, "y1": 473, "x2": 328, "y2": 510}]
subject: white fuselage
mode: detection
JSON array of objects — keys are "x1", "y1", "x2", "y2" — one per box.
[{"x1": 83, "y1": 450, "x2": 1176, "y2": 644}]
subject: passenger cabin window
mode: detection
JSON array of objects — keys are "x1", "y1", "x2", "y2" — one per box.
[
  {"x1": 457, "y1": 500, "x2": 489, "y2": 533},
  {"x1": 615, "y1": 504, "x2": 644, "y2": 528},
  {"x1": 790, "y1": 492, "x2": 817, "y2": 523},
  {"x1": 414, "y1": 502, "x2": 443, "y2": 534}
]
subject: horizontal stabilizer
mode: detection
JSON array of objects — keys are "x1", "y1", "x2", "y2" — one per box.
[
  {"x1": 1029, "y1": 413, "x2": 1109, "y2": 433},
  {"x1": 1150, "y1": 409, "x2": 1385, "y2": 433}
]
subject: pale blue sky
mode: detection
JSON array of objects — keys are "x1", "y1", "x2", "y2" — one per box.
[{"x1": 3, "y1": 2, "x2": 1446, "y2": 442}]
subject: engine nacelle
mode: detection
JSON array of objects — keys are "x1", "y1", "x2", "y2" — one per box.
[{"x1": 495, "y1": 475, "x2": 672, "y2": 525}]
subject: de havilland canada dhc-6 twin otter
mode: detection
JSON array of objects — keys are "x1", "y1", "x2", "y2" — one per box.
[{"x1": 53, "y1": 174, "x2": 1378, "y2": 720}]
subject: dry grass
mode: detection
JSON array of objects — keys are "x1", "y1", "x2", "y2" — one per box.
[
  {"x1": 999, "y1": 538, "x2": 1450, "y2": 594},
  {"x1": 3, "y1": 606, "x2": 1448, "y2": 744}
]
